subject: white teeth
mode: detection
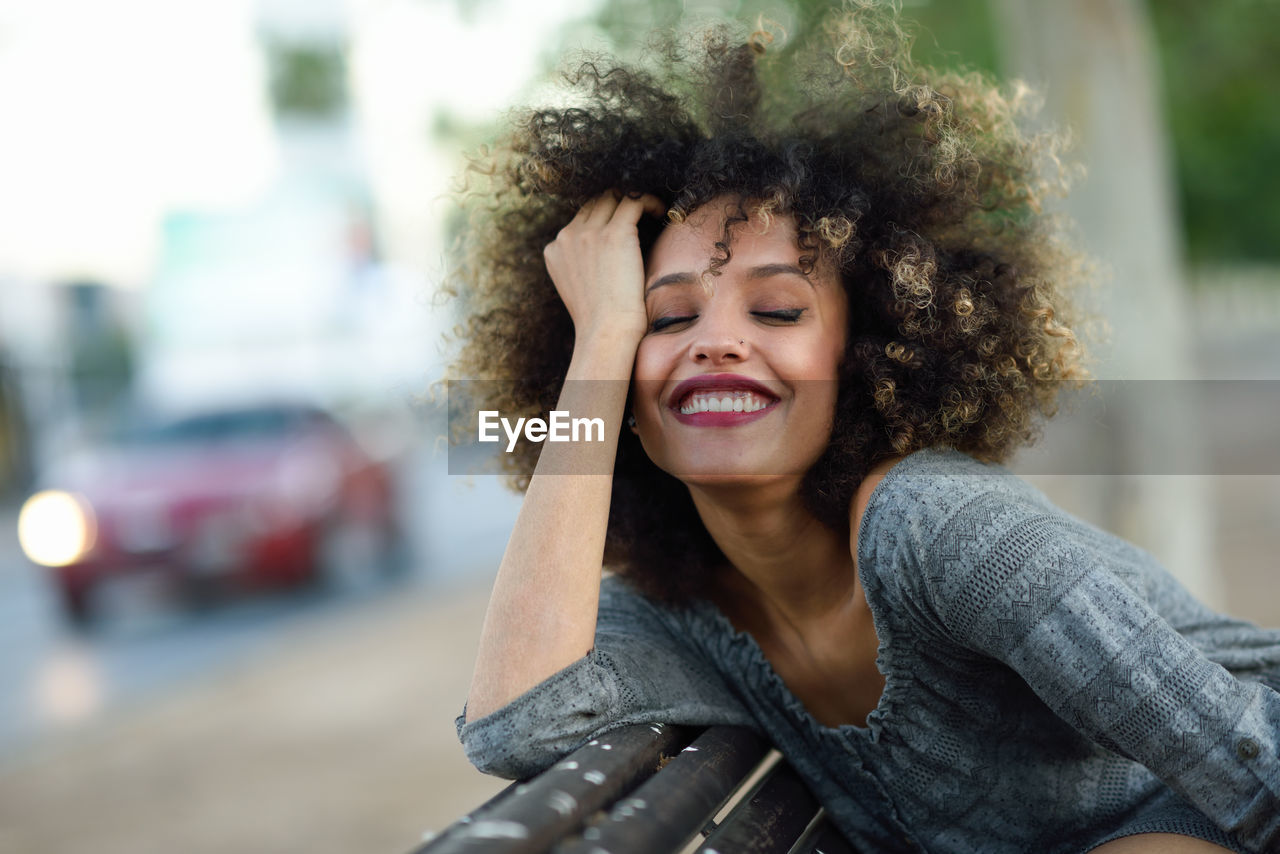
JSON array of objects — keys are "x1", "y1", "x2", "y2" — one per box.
[{"x1": 678, "y1": 390, "x2": 773, "y2": 415}]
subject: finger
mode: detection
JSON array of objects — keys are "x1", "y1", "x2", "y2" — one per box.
[
  {"x1": 638, "y1": 193, "x2": 667, "y2": 220},
  {"x1": 584, "y1": 190, "x2": 622, "y2": 226},
  {"x1": 613, "y1": 193, "x2": 667, "y2": 225},
  {"x1": 568, "y1": 196, "x2": 598, "y2": 225}
]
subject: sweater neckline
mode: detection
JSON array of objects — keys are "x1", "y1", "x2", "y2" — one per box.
[{"x1": 684, "y1": 449, "x2": 945, "y2": 739}]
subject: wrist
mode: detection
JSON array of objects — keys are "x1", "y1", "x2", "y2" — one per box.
[
  {"x1": 576, "y1": 319, "x2": 646, "y2": 355},
  {"x1": 568, "y1": 326, "x2": 643, "y2": 381},
  {"x1": 578, "y1": 315, "x2": 647, "y2": 344}
]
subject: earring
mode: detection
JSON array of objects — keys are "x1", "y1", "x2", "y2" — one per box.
[{"x1": 627, "y1": 414, "x2": 637, "y2": 429}]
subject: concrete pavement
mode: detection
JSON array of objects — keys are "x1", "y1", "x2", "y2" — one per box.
[{"x1": 0, "y1": 579, "x2": 506, "y2": 854}]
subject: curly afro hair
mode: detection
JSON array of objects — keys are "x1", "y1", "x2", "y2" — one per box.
[{"x1": 447, "y1": 0, "x2": 1088, "y2": 603}]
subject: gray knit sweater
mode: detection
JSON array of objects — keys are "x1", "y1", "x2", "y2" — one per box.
[{"x1": 457, "y1": 448, "x2": 1280, "y2": 853}]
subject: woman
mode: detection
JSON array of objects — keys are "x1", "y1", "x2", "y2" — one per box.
[{"x1": 448, "y1": 4, "x2": 1280, "y2": 851}]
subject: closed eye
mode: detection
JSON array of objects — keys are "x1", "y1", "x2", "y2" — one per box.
[
  {"x1": 649, "y1": 315, "x2": 697, "y2": 333},
  {"x1": 753, "y1": 309, "x2": 805, "y2": 323}
]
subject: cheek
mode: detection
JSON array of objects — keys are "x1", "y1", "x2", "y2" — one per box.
[
  {"x1": 817, "y1": 321, "x2": 848, "y2": 378},
  {"x1": 632, "y1": 338, "x2": 661, "y2": 383},
  {"x1": 774, "y1": 332, "x2": 845, "y2": 381},
  {"x1": 632, "y1": 336, "x2": 682, "y2": 386},
  {"x1": 630, "y1": 339, "x2": 672, "y2": 418}
]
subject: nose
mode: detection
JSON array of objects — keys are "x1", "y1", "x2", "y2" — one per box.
[{"x1": 689, "y1": 306, "x2": 748, "y2": 364}]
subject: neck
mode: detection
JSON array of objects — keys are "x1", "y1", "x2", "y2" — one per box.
[{"x1": 688, "y1": 477, "x2": 855, "y2": 628}]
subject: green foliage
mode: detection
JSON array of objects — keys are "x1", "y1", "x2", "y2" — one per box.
[
  {"x1": 884, "y1": 0, "x2": 1000, "y2": 77},
  {"x1": 263, "y1": 41, "x2": 348, "y2": 119},
  {"x1": 1148, "y1": 0, "x2": 1280, "y2": 264},
  {"x1": 587, "y1": 0, "x2": 998, "y2": 75}
]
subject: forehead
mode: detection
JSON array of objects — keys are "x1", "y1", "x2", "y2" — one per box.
[{"x1": 648, "y1": 203, "x2": 803, "y2": 271}]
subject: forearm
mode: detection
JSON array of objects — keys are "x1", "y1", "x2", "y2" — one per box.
[{"x1": 465, "y1": 328, "x2": 639, "y2": 721}]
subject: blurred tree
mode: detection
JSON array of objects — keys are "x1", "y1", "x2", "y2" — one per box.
[
  {"x1": 1148, "y1": 0, "x2": 1280, "y2": 265},
  {"x1": 0, "y1": 350, "x2": 33, "y2": 496},
  {"x1": 993, "y1": 0, "x2": 1216, "y2": 603},
  {"x1": 586, "y1": 0, "x2": 1000, "y2": 78},
  {"x1": 264, "y1": 40, "x2": 348, "y2": 119}
]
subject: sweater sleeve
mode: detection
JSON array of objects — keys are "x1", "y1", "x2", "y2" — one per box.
[
  {"x1": 455, "y1": 576, "x2": 755, "y2": 780},
  {"x1": 878, "y1": 471, "x2": 1280, "y2": 852}
]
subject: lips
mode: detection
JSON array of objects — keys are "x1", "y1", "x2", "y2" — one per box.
[{"x1": 668, "y1": 374, "x2": 779, "y2": 426}]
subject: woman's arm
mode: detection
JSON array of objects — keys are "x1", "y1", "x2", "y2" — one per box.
[
  {"x1": 458, "y1": 576, "x2": 755, "y2": 779},
  {"x1": 464, "y1": 192, "x2": 664, "y2": 722},
  {"x1": 880, "y1": 469, "x2": 1280, "y2": 851}
]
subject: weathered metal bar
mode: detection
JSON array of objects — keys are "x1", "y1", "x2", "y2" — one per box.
[
  {"x1": 414, "y1": 723, "x2": 693, "y2": 854},
  {"x1": 787, "y1": 811, "x2": 859, "y2": 854},
  {"x1": 556, "y1": 726, "x2": 769, "y2": 854},
  {"x1": 446, "y1": 778, "x2": 522, "y2": 825},
  {"x1": 694, "y1": 759, "x2": 820, "y2": 853}
]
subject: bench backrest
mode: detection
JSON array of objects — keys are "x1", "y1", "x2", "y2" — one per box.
[{"x1": 416, "y1": 724, "x2": 856, "y2": 853}]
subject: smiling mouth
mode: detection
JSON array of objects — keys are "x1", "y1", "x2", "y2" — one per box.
[{"x1": 677, "y1": 389, "x2": 776, "y2": 415}]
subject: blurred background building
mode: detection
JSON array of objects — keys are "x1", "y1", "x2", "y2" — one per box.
[{"x1": 0, "y1": 0, "x2": 1277, "y2": 852}]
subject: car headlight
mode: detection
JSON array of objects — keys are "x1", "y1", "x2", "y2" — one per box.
[{"x1": 18, "y1": 491, "x2": 97, "y2": 567}]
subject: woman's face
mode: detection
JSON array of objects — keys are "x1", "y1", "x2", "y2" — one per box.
[{"x1": 632, "y1": 200, "x2": 848, "y2": 485}]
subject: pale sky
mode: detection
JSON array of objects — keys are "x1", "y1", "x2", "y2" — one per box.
[
  {"x1": 0, "y1": 0, "x2": 274, "y2": 284},
  {"x1": 0, "y1": 0, "x2": 600, "y2": 286}
]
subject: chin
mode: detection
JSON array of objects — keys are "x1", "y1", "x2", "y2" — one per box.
[
  {"x1": 675, "y1": 471, "x2": 802, "y2": 490},
  {"x1": 639, "y1": 429, "x2": 829, "y2": 481},
  {"x1": 651, "y1": 451, "x2": 811, "y2": 486}
]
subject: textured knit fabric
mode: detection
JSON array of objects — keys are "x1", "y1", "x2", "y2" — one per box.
[{"x1": 457, "y1": 448, "x2": 1280, "y2": 853}]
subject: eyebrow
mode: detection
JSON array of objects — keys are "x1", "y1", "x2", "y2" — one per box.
[
  {"x1": 645, "y1": 271, "x2": 697, "y2": 294},
  {"x1": 644, "y1": 263, "x2": 813, "y2": 295}
]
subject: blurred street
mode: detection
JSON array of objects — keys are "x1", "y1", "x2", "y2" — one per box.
[
  {"x1": 0, "y1": 579, "x2": 508, "y2": 854},
  {"x1": 0, "y1": 438, "x2": 515, "y2": 854}
]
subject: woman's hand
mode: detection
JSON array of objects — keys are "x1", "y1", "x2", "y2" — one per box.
[{"x1": 543, "y1": 191, "x2": 666, "y2": 344}]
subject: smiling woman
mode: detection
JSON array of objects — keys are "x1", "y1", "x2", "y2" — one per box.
[{"x1": 446, "y1": 3, "x2": 1280, "y2": 852}]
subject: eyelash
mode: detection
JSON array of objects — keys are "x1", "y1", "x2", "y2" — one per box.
[
  {"x1": 649, "y1": 309, "x2": 806, "y2": 333},
  {"x1": 757, "y1": 309, "x2": 805, "y2": 323}
]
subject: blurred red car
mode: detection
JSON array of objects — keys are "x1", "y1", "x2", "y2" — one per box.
[{"x1": 18, "y1": 402, "x2": 401, "y2": 628}]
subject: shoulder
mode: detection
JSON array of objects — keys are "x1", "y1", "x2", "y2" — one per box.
[
  {"x1": 854, "y1": 448, "x2": 1178, "y2": 637},
  {"x1": 857, "y1": 447, "x2": 1049, "y2": 555},
  {"x1": 854, "y1": 447, "x2": 1071, "y2": 608}
]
